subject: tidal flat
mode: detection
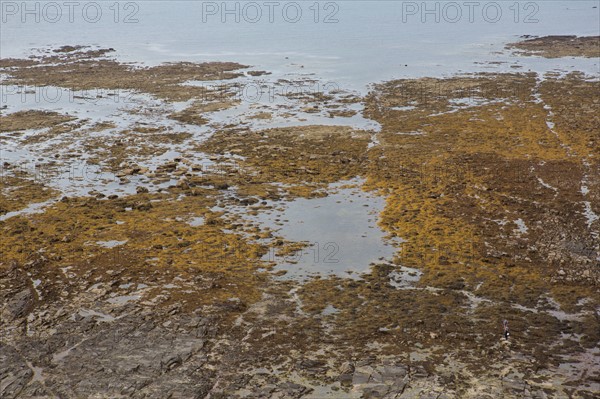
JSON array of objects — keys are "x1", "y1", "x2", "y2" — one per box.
[{"x1": 0, "y1": 36, "x2": 599, "y2": 398}]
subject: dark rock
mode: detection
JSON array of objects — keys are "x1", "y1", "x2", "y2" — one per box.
[
  {"x1": 362, "y1": 384, "x2": 389, "y2": 398},
  {"x1": 339, "y1": 373, "x2": 353, "y2": 387},
  {"x1": 340, "y1": 361, "x2": 355, "y2": 374},
  {"x1": 3, "y1": 289, "x2": 34, "y2": 321}
]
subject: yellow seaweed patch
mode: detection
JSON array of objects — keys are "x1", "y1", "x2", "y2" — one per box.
[
  {"x1": 0, "y1": 110, "x2": 75, "y2": 133},
  {"x1": 0, "y1": 190, "x2": 267, "y2": 312},
  {"x1": 0, "y1": 47, "x2": 247, "y2": 102},
  {"x1": 199, "y1": 125, "x2": 371, "y2": 198},
  {"x1": 364, "y1": 73, "x2": 599, "y2": 309}
]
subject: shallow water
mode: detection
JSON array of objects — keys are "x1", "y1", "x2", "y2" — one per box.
[
  {"x1": 249, "y1": 180, "x2": 398, "y2": 279},
  {"x1": 1, "y1": 1, "x2": 598, "y2": 203},
  {"x1": 0, "y1": 84, "x2": 216, "y2": 197},
  {"x1": 2, "y1": 1, "x2": 598, "y2": 90},
  {"x1": 106, "y1": 294, "x2": 141, "y2": 305},
  {"x1": 96, "y1": 240, "x2": 128, "y2": 248},
  {"x1": 0, "y1": 198, "x2": 56, "y2": 221}
]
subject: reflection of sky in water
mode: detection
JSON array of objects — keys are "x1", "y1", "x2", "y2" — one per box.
[
  {"x1": 1, "y1": 1, "x2": 599, "y2": 91},
  {"x1": 245, "y1": 181, "x2": 398, "y2": 280},
  {"x1": 0, "y1": 85, "x2": 206, "y2": 197}
]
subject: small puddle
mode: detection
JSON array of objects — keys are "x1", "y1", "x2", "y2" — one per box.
[
  {"x1": 513, "y1": 218, "x2": 528, "y2": 235},
  {"x1": 253, "y1": 180, "x2": 397, "y2": 280},
  {"x1": 106, "y1": 294, "x2": 141, "y2": 305},
  {"x1": 321, "y1": 304, "x2": 339, "y2": 316},
  {"x1": 582, "y1": 201, "x2": 598, "y2": 230},
  {"x1": 389, "y1": 266, "x2": 422, "y2": 288},
  {"x1": 30, "y1": 278, "x2": 43, "y2": 300},
  {"x1": 188, "y1": 216, "x2": 205, "y2": 227},
  {"x1": 76, "y1": 309, "x2": 116, "y2": 323},
  {"x1": 25, "y1": 360, "x2": 45, "y2": 383},
  {"x1": 96, "y1": 240, "x2": 128, "y2": 248},
  {"x1": 0, "y1": 199, "x2": 57, "y2": 222}
]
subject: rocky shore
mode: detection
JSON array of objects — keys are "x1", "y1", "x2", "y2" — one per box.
[{"x1": 1, "y1": 39, "x2": 598, "y2": 398}]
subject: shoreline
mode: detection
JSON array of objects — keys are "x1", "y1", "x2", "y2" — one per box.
[{"x1": 1, "y1": 37, "x2": 599, "y2": 398}]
